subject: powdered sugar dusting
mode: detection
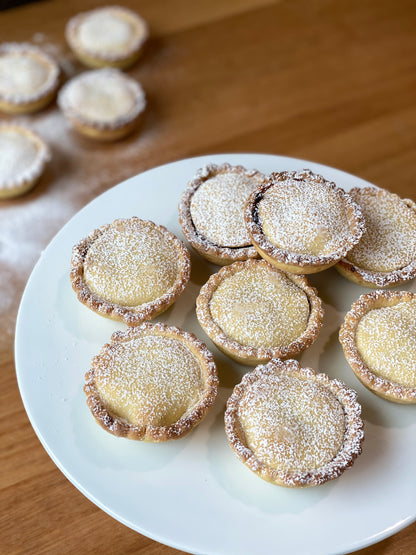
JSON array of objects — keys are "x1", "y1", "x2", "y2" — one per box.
[
  {"x1": 260, "y1": 182, "x2": 351, "y2": 255},
  {"x1": 84, "y1": 218, "x2": 180, "y2": 306},
  {"x1": 238, "y1": 374, "x2": 345, "y2": 472},
  {"x1": 190, "y1": 170, "x2": 261, "y2": 247},
  {"x1": 78, "y1": 12, "x2": 134, "y2": 54},
  {"x1": 210, "y1": 263, "x2": 310, "y2": 348},
  {"x1": 348, "y1": 188, "x2": 416, "y2": 271},
  {"x1": 356, "y1": 299, "x2": 416, "y2": 387},
  {"x1": 93, "y1": 334, "x2": 204, "y2": 426}
]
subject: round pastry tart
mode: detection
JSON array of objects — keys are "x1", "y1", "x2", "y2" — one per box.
[
  {"x1": 196, "y1": 259, "x2": 324, "y2": 365},
  {"x1": 57, "y1": 68, "x2": 146, "y2": 141},
  {"x1": 335, "y1": 187, "x2": 416, "y2": 287},
  {"x1": 179, "y1": 163, "x2": 265, "y2": 265},
  {"x1": 245, "y1": 169, "x2": 365, "y2": 274},
  {"x1": 0, "y1": 42, "x2": 60, "y2": 114},
  {"x1": 84, "y1": 323, "x2": 219, "y2": 441},
  {"x1": 0, "y1": 123, "x2": 50, "y2": 199},
  {"x1": 71, "y1": 217, "x2": 191, "y2": 326},
  {"x1": 66, "y1": 5, "x2": 148, "y2": 69},
  {"x1": 339, "y1": 290, "x2": 416, "y2": 404},
  {"x1": 225, "y1": 359, "x2": 364, "y2": 487}
]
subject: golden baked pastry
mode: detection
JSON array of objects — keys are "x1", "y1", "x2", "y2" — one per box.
[
  {"x1": 339, "y1": 290, "x2": 416, "y2": 404},
  {"x1": 196, "y1": 259, "x2": 323, "y2": 365},
  {"x1": 179, "y1": 163, "x2": 264, "y2": 265},
  {"x1": 336, "y1": 187, "x2": 416, "y2": 287},
  {"x1": 71, "y1": 217, "x2": 191, "y2": 325},
  {"x1": 0, "y1": 123, "x2": 50, "y2": 199},
  {"x1": 66, "y1": 5, "x2": 148, "y2": 69},
  {"x1": 85, "y1": 323, "x2": 219, "y2": 441},
  {"x1": 245, "y1": 169, "x2": 365, "y2": 274},
  {"x1": 0, "y1": 42, "x2": 59, "y2": 114},
  {"x1": 57, "y1": 68, "x2": 146, "y2": 141},
  {"x1": 225, "y1": 358, "x2": 364, "y2": 487}
]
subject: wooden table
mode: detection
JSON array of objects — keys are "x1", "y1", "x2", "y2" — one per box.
[{"x1": 1, "y1": 1, "x2": 415, "y2": 553}]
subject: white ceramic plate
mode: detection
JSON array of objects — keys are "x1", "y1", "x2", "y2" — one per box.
[{"x1": 15, "y1": 154, "x2": 416, "y2": 555}]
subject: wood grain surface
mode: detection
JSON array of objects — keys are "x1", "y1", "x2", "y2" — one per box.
[{"x1": 1, "y1": 1, "x2": 415, "y2": 554}]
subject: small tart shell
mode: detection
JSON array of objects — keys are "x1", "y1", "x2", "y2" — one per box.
[
  {"x1": 84, "y1": 323, "x2": 219, "y2": 441},
  {"x1": 0, "y1": 124, "x2": 50, "y2": 199},
  {"x1": 225, "y1": 358, "x2": 364, "y2": 488},
  {"x1": 57, "y1": 68, "x2": 146, "y2": 141},
  {"x1": 70, "y1": 217, "x2": 191, "y2": 326},
  {"x1": 245, "y1": 169, "x2": 365, "y2": 274},
  {"x1": 335, "y1": 188, "x2": 416, "y2": 288},
  {"x1": 339, "y1": 290, "x2": 416, "y2": 404},
  {"x1": 66, "y1": 6, "x2": 149, "y2": 69},
  {"x1": 179, "y1": 163, "x2": 264, "y2": 265},
  {"x1": 0, "y1": 43, "x2": 60, "y2": 114},
  {"x1": 196, "y1": 259, "x2": 324, "y2": 365}
]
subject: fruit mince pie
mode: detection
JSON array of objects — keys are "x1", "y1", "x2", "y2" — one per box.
[
  {"x1": 0, "y1": 42, "x2": 59, "y2": 114},
  {"x1": 225, "y1": 358, "x2": 364, "y2": 487},
  {"x1": 196, "y1": 259, "x2": 324, "y2": 365},
  {"x1": 85, "y1": 323, "x2": 219, "y2": 441},
  {"x1": 66, "y1": 5, "x2": 148, "y2": 70},
  {"x1": 58, "y1": 68, "x2": 146, "y2": 141},
  {"x1": 70, "y1": 217, "x2": 191, "y2": 326},
  {"x1": 179, "y1": 163, "x2": 265, "y2": 265},
  {"x1": 335, "y1": 187, "x2": 416, "y2": 288},
  {"x1": 245, "y1": 169, "x2": 365, "y2": 274},
  {"x1": 339, "y1": 290, "x2": 416, "y2": 404}
]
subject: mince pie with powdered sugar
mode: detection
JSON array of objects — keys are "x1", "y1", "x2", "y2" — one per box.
[
  {"x1": 335, "y1": 187, "x2": 416, "y2": 288},
  {"x1": 245, "y1": 169, "x2": 365, "y2": 274},
  {"x1": 58, "y1": 68, "x2": 146, "y2": 141},
  {"x1": 0, "y1": 42, "x2": 60, "y2": 114},
  {"x1": 196, "y1": 259, "x2": 324, "y2": 365},
  {"x1": 85, "y1": 323, "x2": 218, "y2": 441},
  {"x1": 340, "y1": 290, "x2": 416, "y2": 404},
  {"x1": 66, "y1": 5, "x2": 149, "y2": 70},
  {"x1": 179, "y1": 163, "x2": 265, "y2": 265},
  {"x1": 0, "y1": 123, "x2": 50, "y2": 199},
  {"x1": 70, "y1": 217, "x2": 191, "y2": 326},
  {"x1": 225, "y1": 358, "x2": 364, "y2": 488}
]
